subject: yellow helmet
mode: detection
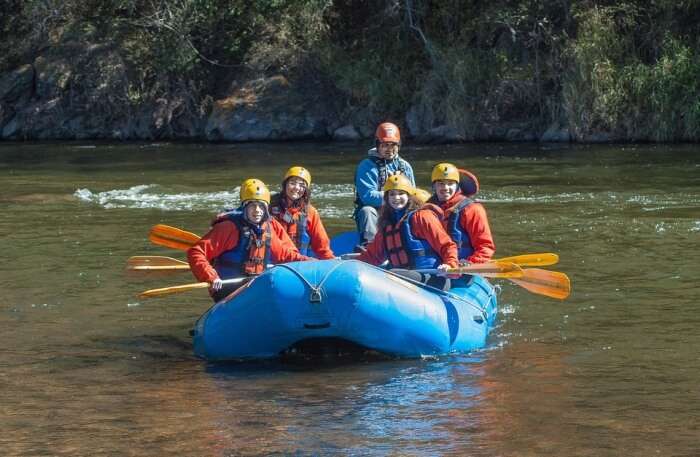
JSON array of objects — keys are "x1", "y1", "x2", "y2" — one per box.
[
  {"x1": 283, "y1": 166, "x2": 311, "y2": 186},
  {"x1": 240, "y1": 178, "x2": 271, "y2": 205},
  {"x1": 382, "y1": 174, "x2": 414, "y2": 194},
  {"x1": 431, "y1": 162, "x2": 460, "y2": 183},
  {"x1": 413, "y1": 188, "x2": 432, "y2": 204}
]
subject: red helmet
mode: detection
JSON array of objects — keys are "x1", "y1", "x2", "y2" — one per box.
[{"x1": 375, "y1": 122, "x2": 401, "y2": 143}]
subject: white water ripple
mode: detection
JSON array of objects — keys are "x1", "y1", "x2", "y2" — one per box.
[
  {"x1": 74, "y1": 183, "x2": 357, "y2": 216},
  {"x1": 74, "y1": 185, "x2": 241, "y2": 211}
]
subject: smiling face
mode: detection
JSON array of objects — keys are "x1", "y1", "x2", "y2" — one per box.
[
  {"x1": 244, "y1": 201, "x2": 267, "y2": 224},
  {"x1": 284, "y1": 176, "x2": 308, "y2": 201},
  {"x1": 433, "y1": 179, "x2": 459, "y2": 202},
  {"x1": 387, "y1": 189, "x2": 410, "y2": 210},
  {"x1": 377, "y1": 142, "x2": 399, "y2": 160}
]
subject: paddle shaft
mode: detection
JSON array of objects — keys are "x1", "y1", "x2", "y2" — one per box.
[{"x1": 138, "y1": 277, "x2": 249, "y2": 298}]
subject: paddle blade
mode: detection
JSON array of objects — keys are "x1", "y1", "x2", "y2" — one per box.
[
  {"x1": 138, "y1": 282, "x2": 209, "y2": 298},
  {"x1": 510, "y1": 268, "x2": 571, "y2": 300},
  {"x1": 447, "y1": 261, "x2": 524, "y2": 278},
  {"x1": 495, "y1": 253, "x2": 559, "y2": 267},
  {"x1": 148, "y1": 224, "x2": 200, "y2": 251},
  {"x1": 127, "y1": 256, "x2": 190, "y2": 271}
]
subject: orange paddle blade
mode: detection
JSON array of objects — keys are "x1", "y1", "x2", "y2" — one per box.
[
  {"x1": 149, "y1": 224, "x2": 201, "y2": 251},
  {"x1": 510, "y1": 268, "x2": 571, "y2": 300},
  {"x1": 127, "y1": 256, "x2": 190, "y2": 271}
]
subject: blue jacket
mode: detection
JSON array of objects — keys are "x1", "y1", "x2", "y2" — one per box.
[{"x1": 355, "y1": 148, "x2": 415, "y2": 208}]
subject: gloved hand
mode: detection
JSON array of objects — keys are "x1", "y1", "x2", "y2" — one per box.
[{"x1": 210, "y1": 278, "x2": 223, "y2": 292}]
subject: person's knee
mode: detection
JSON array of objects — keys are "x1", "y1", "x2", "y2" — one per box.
[
  {"x1": 356, "y1": 206, "x2": 379, "y2": 241},
  {"x1": 357, "y1": 206, "x2": 378, "y2": 220}
]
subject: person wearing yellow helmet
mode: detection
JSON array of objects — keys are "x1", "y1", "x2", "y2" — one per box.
[
  {"x1": 187, "y1": 178, "x2": 312, "y2": 301},
  {"x1": 269, "y1": 166, "x2": 334, "y2": 259},
  {"x1": 354, "y1": 122, "x2": 415, "y2": 248},
  {"x1": 429, "y1": 163, "x2": 495, "y2": 264},
  {"x1": 356, "y1": 174, "x2": 459, "y2": 290}
]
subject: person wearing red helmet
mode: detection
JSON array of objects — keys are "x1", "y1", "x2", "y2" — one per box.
[{"x1": 353, "y1": 122, "x2": 415, "y2": 249}]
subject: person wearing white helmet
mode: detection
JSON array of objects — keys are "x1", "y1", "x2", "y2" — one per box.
[{"x1": 353, "y1": 122, "x2": 415, "y2": 249}]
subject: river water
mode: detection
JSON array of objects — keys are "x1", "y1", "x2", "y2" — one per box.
[{"x1": 1, "y1": 141, "x2": 698, "y2": 456}]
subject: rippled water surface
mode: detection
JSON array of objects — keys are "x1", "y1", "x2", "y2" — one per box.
[{"x1": 1, "y1": 142, "x2": 698, "y2": 456}]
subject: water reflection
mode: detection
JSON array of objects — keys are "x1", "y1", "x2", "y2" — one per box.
[{"x1": 201, "y1": 355, "x2": 488, "y2": 455}]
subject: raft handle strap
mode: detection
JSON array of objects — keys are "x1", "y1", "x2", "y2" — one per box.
[{"x1": 275, "y1": 261, "x2": 346, "y2": 304}]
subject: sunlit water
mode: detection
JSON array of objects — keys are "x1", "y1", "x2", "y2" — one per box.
[{"x1": 1, "y1": 142, "x2": 698, "y2": 456}]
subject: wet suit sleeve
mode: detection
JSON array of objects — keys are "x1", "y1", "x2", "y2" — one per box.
[
  {"x1": 187, "y1": 221, "x2": 240, "y2": 283},
  {"x1": 411, "y1": 210, "x2": 459, "y2": 267},
  {"x1": 355, "y1": 158, "x2": 384, "y2": 207},
  {"x1": 307, "y1": 205, "x2": 335, "y2": 259},
  {"x1": 357, "y1": 231, "x2": 388, "y2": 266},
  {"x1": 460, "y1": 203, "x2": 496, "y2": 263}
]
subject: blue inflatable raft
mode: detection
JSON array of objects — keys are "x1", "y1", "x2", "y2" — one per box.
[{"x1": 192, "y1": 259, "x2": 498, "y2": 361}]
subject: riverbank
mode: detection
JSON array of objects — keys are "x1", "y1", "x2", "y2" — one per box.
[{"x1": 2, "y1": 2, "x2": 700, "y2": 143}]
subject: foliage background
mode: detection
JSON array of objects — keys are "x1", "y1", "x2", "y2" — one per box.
[{"x1": 2, "y1": 0, "x2": 700, "y2": 140}]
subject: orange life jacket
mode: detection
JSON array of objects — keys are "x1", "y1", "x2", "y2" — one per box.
[{"x1": 213, "y1": 211, "x2": 271, "y2": 277}]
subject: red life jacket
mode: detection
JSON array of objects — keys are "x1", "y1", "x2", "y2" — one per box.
[
  {"x1": 382, "y1": 204, "x2": 444, "y2": 269},
  {"x1": 270, "y1": 196, "x2": 310, "y2": 255}
]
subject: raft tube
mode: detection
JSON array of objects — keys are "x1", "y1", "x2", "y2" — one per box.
[{"x1": 192, "y1": 259, "x2": 498, "y2": 361}]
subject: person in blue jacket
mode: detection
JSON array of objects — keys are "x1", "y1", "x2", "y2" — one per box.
[{"x1": 354, "y1": 122, "x2": 415, "y2": 248}]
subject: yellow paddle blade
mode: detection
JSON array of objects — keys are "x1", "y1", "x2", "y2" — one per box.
[
  {"x1": 447, "y1": 261, "x2": 524, "y2": 278},
  {"x1": 127, "y1": 256, "x2": 190, "y2": 271},
  {"x1": 510, "y1": 268, "x2": 571, "y2": 300},
  {"x1": 138, "y1": 282, "x2": 209, "y2": 298},
  {"x1": 495, "y1": 253, "x2": 559, "y2": 267},
  {"x1": 149, "y1": 224, "x2": 201, "y2": 251}
]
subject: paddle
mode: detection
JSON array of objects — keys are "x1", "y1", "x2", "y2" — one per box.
[
  {"x1": 510, "y1": 268, "x2": 571, "y2": 300},
  {"x1": 127, "y1": 255, "x2": 190, "y2": 271},
  {"x1": 494, "y1": 253, "x2": 558, "y2": 267},
  {"x1": 416, "y1": 261, "x2": 524, "y2": 278},
  {"x1": 418, "y1": 261, "x2": 569, "y2": 300},
  {"x1": 145, "y1": 225, "x2": 569, "y2": 298},
  {"x1": 149, "y1": 224, "x2": 199, "y2": 251},
  {"x1": 138, "y1": 277, "x2": 249, "y2": 299},
  {"x1": 150, "y1": 224, "x2": 559, "y2": 267}
]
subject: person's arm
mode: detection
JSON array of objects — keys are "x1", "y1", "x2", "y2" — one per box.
[
  {"x1": 269, "y1": 218, "x2": 299, "y2": 253},
  {"x1": 403, "y1": 160, "x2": 415, "y2": 186},
  {"x1": 356, "y1": 231, "x2": 388, "y2": 266},
  {"x1": 186, "y1": 221, "x2": 240, "y2": 282},
  {"x1": 460, "y1": 203, "x2": 495, "y2": 263},
  {"x1": 306, "y1": 205, "x2": 335, "y2": 259},
  {"x1": 270, "y1": 225, "x2": 312, "y2": 264},
  {"x1": 355, "y1": 159, "x2": 384, "y2": 207},
  {"x1": 411, "y1": 211, "x2": 459, "y2": 267}
]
